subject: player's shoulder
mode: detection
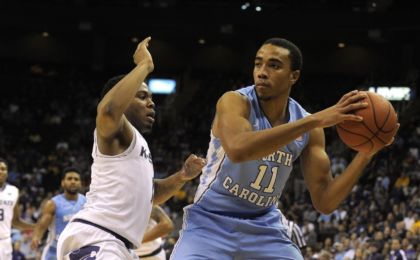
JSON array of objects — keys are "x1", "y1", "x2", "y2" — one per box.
[
  {"x1": 5, "y1": 183, "x2": 19, "y2": 193},
  {"x1": 52, "y1": 193, "x2": 64, "y2": 200},
  {"x1": 234, "y1": 85, "x2": 254, "y2": 96},
  {"x1": 288, "y1": 97, "x2": 310, "y2": 115},
  {"x1": 221, "y1": 85, "x2": 255, "y2": 101},
  {"x1": 1, "y1": 184, "x2": 19, "y2": 200},
  {"x1": 78, "y1": 193, "x2": 87, "y2": 200},
  {"x1": 218, "y1": 90, "x2": 248, "y2": 105},
  {"x1": 50, "y1": 194, "x2": 64, "y2": 205}
]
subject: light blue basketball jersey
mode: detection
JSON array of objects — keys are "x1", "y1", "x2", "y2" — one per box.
[
  {"x1": 47, "y1": 193, "x2": 86, "y2": 248},
  {"x1": 194, "y1": 85, "x2": 310, "y2": 217}
]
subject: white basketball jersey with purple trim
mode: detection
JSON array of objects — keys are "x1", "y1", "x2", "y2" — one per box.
[{"x1": 75, "y1": 124, "x2": 154, "y2": 248}]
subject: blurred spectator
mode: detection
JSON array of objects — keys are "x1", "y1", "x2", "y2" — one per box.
[{"x1": 390, "y1": 238, "x2": 408, "y2": 260}]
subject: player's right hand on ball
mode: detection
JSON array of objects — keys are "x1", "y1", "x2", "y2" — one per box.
[
  {"x1": 133, "y1": 36, "x2": 154, "y2": 73},
  {"x1": 312, "y1": 90, "x2": 368, "y2": 128}
]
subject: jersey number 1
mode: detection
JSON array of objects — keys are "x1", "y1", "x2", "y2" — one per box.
[{"x1": 250, "y1": 165, "x2": 278, "y2": 193}]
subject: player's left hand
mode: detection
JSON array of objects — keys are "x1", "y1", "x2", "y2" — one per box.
[
  {"x1": 179, "y1": 154, "x2": 206, "y2": 181},
  {"x1": 133, "y1": 36, "x2": 154, "y2": 73},
  {"x1": 359, "y1": 123, "x2": 400, "y2": 157}
]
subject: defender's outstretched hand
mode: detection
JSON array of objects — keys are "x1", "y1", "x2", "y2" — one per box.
[
  {"x1": 180, "y1": 154, "x2": 207, "y2": 181},
  {"x1": 312, "y1": 90, "x2": 368, "y2": 128},
  {"x1": 133, "y1": 36, "x2": 154, "y2": 72}
]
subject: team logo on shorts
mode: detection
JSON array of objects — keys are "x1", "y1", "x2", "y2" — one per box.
[{"x1": 69, "y1": 245, "x2": 100, "y2": 260}]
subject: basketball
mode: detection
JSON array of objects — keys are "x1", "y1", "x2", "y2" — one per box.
[{"x1": 336, "y1": 91, "x2": 398, "y2": 154}]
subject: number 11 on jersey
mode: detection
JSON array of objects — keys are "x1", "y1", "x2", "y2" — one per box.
[{"x1": 250, "y1": 165, "x2": 278, "y2": 193}]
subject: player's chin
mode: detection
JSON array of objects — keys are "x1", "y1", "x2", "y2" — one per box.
[
  {"x1": 256, "y1": 93, "x2": 271, "y2": 101},
  {"x1": 68, "y1": 189, "x2": 78, "y2": 195},
  {"x1": 140, "y1": 123, "x2": 154, "y2": 134},
  {"x1": 255, "y1": 89, "x2": 270, "y2": 99}
]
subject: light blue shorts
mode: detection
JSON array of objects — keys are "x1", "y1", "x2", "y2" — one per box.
[
  {"x1": 41, "y1": 244, "x2": 57, "y2": 260},
  {"x1": 170, "y1": 204, "x2": 303, "y2": 260}
]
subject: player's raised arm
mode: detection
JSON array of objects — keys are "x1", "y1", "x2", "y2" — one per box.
[
  {"x1": 96, "y1": 37, "x2": 154, "y2": 141},
  {"x1": 31, "y1": 200, "x2": 56, "y2": 250}
]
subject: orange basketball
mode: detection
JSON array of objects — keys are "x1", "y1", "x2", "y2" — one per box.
[{"x1": 336, "y1": 91, "x2": 398, "y2": 154}]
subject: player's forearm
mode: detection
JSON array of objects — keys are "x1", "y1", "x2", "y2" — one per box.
[
  {"x1": 226, "y1": 115, "x2": 320, "y2": 162},
  {"x1": 153, "y1": 172, "x2": 186, "y2": 205},
  {"x1": 13, "y1": 219, "x2": 35, "y2": 231},
  {"x1": 32, "y1": 220, "x2": 50, "y2": 240},
  {"x1": 142, "y1": 223, "x2": 173, "y2": 243},
  {"x1": 316, "y1": 153, "x2": 372, "y2": 214},
  {"x1": 98, "y1": 63, "x2": 152, "y2": 118}
]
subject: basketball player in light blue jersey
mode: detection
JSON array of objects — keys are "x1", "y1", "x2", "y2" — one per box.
[
  {"x1": 31, "y1": 167, "x2": 86, "y2": 259},
  {"x1": 171, "y1": 38, "x2": 398, "y2": 259}
]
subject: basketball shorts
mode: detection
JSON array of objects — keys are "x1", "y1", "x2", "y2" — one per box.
[
  {"x1": 41, "y1": 243, "x2": 58, "y2": 260},
  {"x1": 57, "y1": 221, "x2": 138, "y2": 260},
  {"x1": 0, "y1": 237, "x2": 12, "y2": 260},
  {"x1": 138, "y1": 247, "x2": 166, "y2": 260},
  {"x1": 170, "y1": 204, "x2": 303, "y2": 260}
]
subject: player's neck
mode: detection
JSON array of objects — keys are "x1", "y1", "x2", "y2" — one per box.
[
  {"x1": 64, "y1": 192, "x2": 78, "y2": 201},
  {"x1": 259, "y1": 94, "x2": 289, "y2": 127}
]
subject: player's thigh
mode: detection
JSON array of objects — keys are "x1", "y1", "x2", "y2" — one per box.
[
  {"x1": 243, "y1": 243, "x2": 303, "y2": 260},
  {"x1": 239, "y1": 230, "x2": 303, "y2": 260},
  {"x1": 58, "y1": 221, "x2": 135, "y2": 260},
  {"x1": 170, "y1": 229, "x2": 235, "y2": 260},
  {"x1": 41, "y1": 244, "x2": 57, "y2": 260},
  {"x1": 64, "y1": 241, "x2": 137, "y2": 260},
  {"x1": 140, "y1": 249, "x2": 166, "y2": 260},
  {"x1": 0, "y1": 238, "x2": 12, "y2": 260}
]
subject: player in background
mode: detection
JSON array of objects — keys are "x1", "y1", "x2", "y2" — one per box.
[
  {"x1": 31, "y1": 167, "x2": 86, "y2": 260},
  {"x1": 0, "y1": 158, "x2": 35, "y2": 260},
  {"x1": 135, "y1": 205, "x2": 173, "y2": 260}
]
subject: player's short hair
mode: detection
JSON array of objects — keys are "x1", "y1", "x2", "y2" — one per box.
[
  {"x1": 0, "y1": 158, "x2": 7, "y2": 166},
  {"x1": 61, "y1": 167, "x2": 81, "y2": 180},
  {"x1": 99, "y1": 75, "x2": 126, "y2": 102},
  {"x1": 263, "y1": 38, "x2": 303, "y2": 71}
]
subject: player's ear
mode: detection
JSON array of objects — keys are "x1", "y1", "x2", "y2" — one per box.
[{"x1": 290, "y1": 70, "x2": 300, "y2": 85}]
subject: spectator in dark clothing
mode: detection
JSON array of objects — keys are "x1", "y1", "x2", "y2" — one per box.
[
  {"x1": 12, "y1": 241, "x2": 26, "y2": 260},
  {"x1": 367, "y1": 241, "x2": 384, "y2": 260},
  {"x1": 390, "y1": 239, "x2": 408, "y2": 260}
]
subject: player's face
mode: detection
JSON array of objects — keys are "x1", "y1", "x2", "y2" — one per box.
[
  {"x1": 391, "y1": 239, "x2": 400, "y2": 250},
  {"x1": 61, "y1": 172, "x2": 81, "y2": 195},
  {"x1": 253, "y1": 44, "x2": 300, "y2": 101},
  {"x1": 125, "y1": 83, "x2": 155, "y2": 134},
  {"x1": 0, "y1": 162, "x2": 7, "y2": 187}
]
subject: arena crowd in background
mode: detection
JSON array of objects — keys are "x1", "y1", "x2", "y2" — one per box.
[{"x1": 1, "y1": 65, "x2": 419, "y2": 259}]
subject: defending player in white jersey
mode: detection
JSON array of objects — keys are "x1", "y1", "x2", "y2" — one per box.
[
  {"x1": 57, "y1": 37, "x2": 206, "y2": 260},
  {"x1": 0, "y1": 158, "x2": 35, "y2": 260},
  {"x1": 135, "y1": 205, "x2": 173, "y2": 260}
]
